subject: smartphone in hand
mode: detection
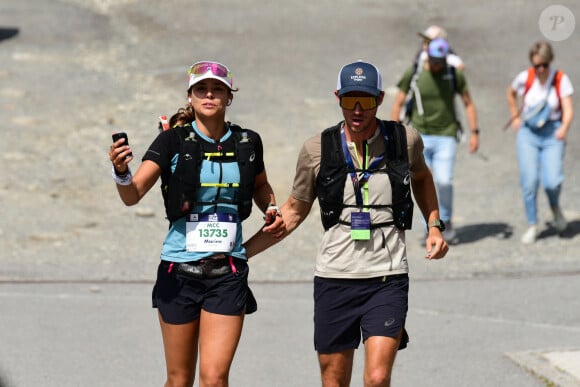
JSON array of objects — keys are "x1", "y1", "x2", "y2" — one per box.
[{"x1": 111, "y1": 132, "x2": 133, "y2": 158}]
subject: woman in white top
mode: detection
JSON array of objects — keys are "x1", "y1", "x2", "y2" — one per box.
[{"x1": 507, "y1": 41, "x2": 574, "y2": 244}]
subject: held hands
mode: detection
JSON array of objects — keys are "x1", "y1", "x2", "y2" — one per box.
[
  {"x1": 263, "y1": 205, "x2": 285, "y2": 239},
  {"x1": 425, "y1": 228, "x2": 449, "y2": 260}
]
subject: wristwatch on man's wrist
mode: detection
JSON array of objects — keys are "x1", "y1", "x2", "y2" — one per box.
[{"x1": 427, "y1": 219, "x2": 446, "y2": 231}]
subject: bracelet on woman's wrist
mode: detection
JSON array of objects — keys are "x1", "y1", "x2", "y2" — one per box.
[
  {"x1": 111, "y1": 165, "x2": 133, "y2": 186},
  {"x1": 114, "y1": 166, "x2": 129, "y2": 176},
  {"x1": 266, "y1": 204, "x2": 282, "y2": 217}
]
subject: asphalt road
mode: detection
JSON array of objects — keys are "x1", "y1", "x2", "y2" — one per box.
[
  {"x1": 1, "y1": 0, "x2": 580, "y2": 386},
  {"x1": 1, "y1": 275, "x2": 580, "y2": 387}
]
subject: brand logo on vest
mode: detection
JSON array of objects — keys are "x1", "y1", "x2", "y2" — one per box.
[{"x1": 403, "y1": 174, "x2": 411, "y2": 185}]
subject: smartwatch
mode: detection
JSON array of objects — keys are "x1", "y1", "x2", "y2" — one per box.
[{"x1": 427, "y1": 219, "x2": 446, "y2": 231}]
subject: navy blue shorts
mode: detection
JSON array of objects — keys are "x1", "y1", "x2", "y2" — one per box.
[
  {"x1": 152, "y1": 259, "x2": 257, "y2": 325},
  {"x1": 313, "y1": 274, "x2": 409, "y2": 354}
]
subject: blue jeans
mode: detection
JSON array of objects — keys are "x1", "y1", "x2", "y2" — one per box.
[
  {"x1": 516, "y1": 120, "x2": 565, "y2": 225},
  {"x1": 421, "y1": 134, "x2": 457, "y2": 224}
]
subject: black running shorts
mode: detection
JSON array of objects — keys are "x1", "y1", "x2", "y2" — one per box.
[
  {"x1": 313, "y1": 274, "x2": 409, "y2": 354},
  {"x1": 152, "y1": 259, "x2": 257, "y2": 324}
]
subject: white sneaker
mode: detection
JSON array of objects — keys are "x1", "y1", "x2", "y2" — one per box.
[
  {"x1": 552, "y1": 207, "x2": 567, "y2": 233},
  {"x1": 521, "y1": 225, "x2": 538, "y2": 244}
]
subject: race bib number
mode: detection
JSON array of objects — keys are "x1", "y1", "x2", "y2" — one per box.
[{"x1": 185, "y1": 213, "x2": 238, "y2": 252}]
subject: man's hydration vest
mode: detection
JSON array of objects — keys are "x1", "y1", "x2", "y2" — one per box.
[
  {"x1": 162, "y1": 123, "x2": 256, "y2": 223},
  {"x1": 316, "y1": 120, "x2": 414, "y2": 231}
]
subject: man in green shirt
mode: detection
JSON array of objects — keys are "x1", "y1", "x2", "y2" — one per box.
[{"x1": 391, "y1": 38, "x2": 480, "y2": 243}]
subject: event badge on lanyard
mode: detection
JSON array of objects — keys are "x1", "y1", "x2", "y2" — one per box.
[
  {"x1": 185, "y1": 213, "x2": 238, "y2": 252},
  {"x1": 341, "y1": 128, "x2": 384, "y2": 240},
  {"x1": 351, "y1": 211, "x2": 371, "y2": 240}
]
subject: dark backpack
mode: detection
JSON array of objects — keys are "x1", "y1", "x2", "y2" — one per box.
[
  {"x1": 316, "y1": 120, "x2": 414, "y2": 231},
  {"x1": 161, "y1": 123, "x2": 256, "y2": 223},
  {"x1": 404, "y1": 61, "x2": 459, "y2": 122}
]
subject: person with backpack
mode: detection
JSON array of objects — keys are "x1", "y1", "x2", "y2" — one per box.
[
  {"x1": 391, "y1": 38, "x2": 480, "y2": 244},
  {"x1": 245, "y1": 60, "x2": 448, "y2": 386},
  {"x1": 416, "y1": 25, "x2": 464, "y2": 71},
  {"x1": 506, "y1": 41, "x2": 574, "y2": 244},
  {"x1": 108, "y1": 60, "x2": 284, "y2": 387}
]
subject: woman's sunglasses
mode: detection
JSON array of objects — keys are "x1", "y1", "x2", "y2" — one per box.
[{"x1": 533, "y1": 62, "x2": 550, "y2": 70}]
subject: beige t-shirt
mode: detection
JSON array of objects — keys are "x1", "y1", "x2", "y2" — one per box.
[{"x1": 292, "y1": 121, "x2": 427, "y2": 279}]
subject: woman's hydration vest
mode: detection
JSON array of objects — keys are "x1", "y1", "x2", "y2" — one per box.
[
  {"x1": 162, "y1": 123, "x2": 256, "y2": 223},
  {"x1": 316, "y1": 120, "x2": 413, "y2": 231}
]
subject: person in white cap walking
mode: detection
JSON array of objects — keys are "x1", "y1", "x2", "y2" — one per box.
[{"x1": 109, "y1": 60, "x2": 284, "y2": 387}]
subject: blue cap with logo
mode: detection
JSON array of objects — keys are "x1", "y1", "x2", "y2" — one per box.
[
  {"x1": 428, "y1": 38, "x2": 450, "y2": 59},
  {"x1": 336, "y1": 60, "x2": 382, "y2": 96}
]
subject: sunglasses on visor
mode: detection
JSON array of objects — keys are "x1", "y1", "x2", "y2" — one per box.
[
  {"x1": 339, "y1": 96, "x2": 378, "y2": 110},
  {"x1": 188, "y1": 61, "x2": 232, "y2": 77}
]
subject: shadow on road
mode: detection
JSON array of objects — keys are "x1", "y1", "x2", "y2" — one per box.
[
  {"x1": 0, "y1": 27, "x2": 19, "y2": 43},
  {"x1": 540, "y1": 219, "x2": 580, "y2": 241},
  {"x1": 453, "y1": 219, "x2": 579, "y2": 245},
  {"x1": 0, "y1": 370, "x2": 11, "y2": 387},
  {"x1": 454, "y1": 222, "x2": 513, "y2": 244}
]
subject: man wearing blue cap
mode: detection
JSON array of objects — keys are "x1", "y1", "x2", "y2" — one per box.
[
  {"x1": 246, "y1": 61, "x2": 448, "y2": 386},
  {"x1": 391, "y1": 38, "x2": 480, "y2": 244}
]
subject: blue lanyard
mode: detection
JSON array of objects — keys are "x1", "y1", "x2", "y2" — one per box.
[{"x1": 340, "y1": 124, "x2": 386, "y2": 207}]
